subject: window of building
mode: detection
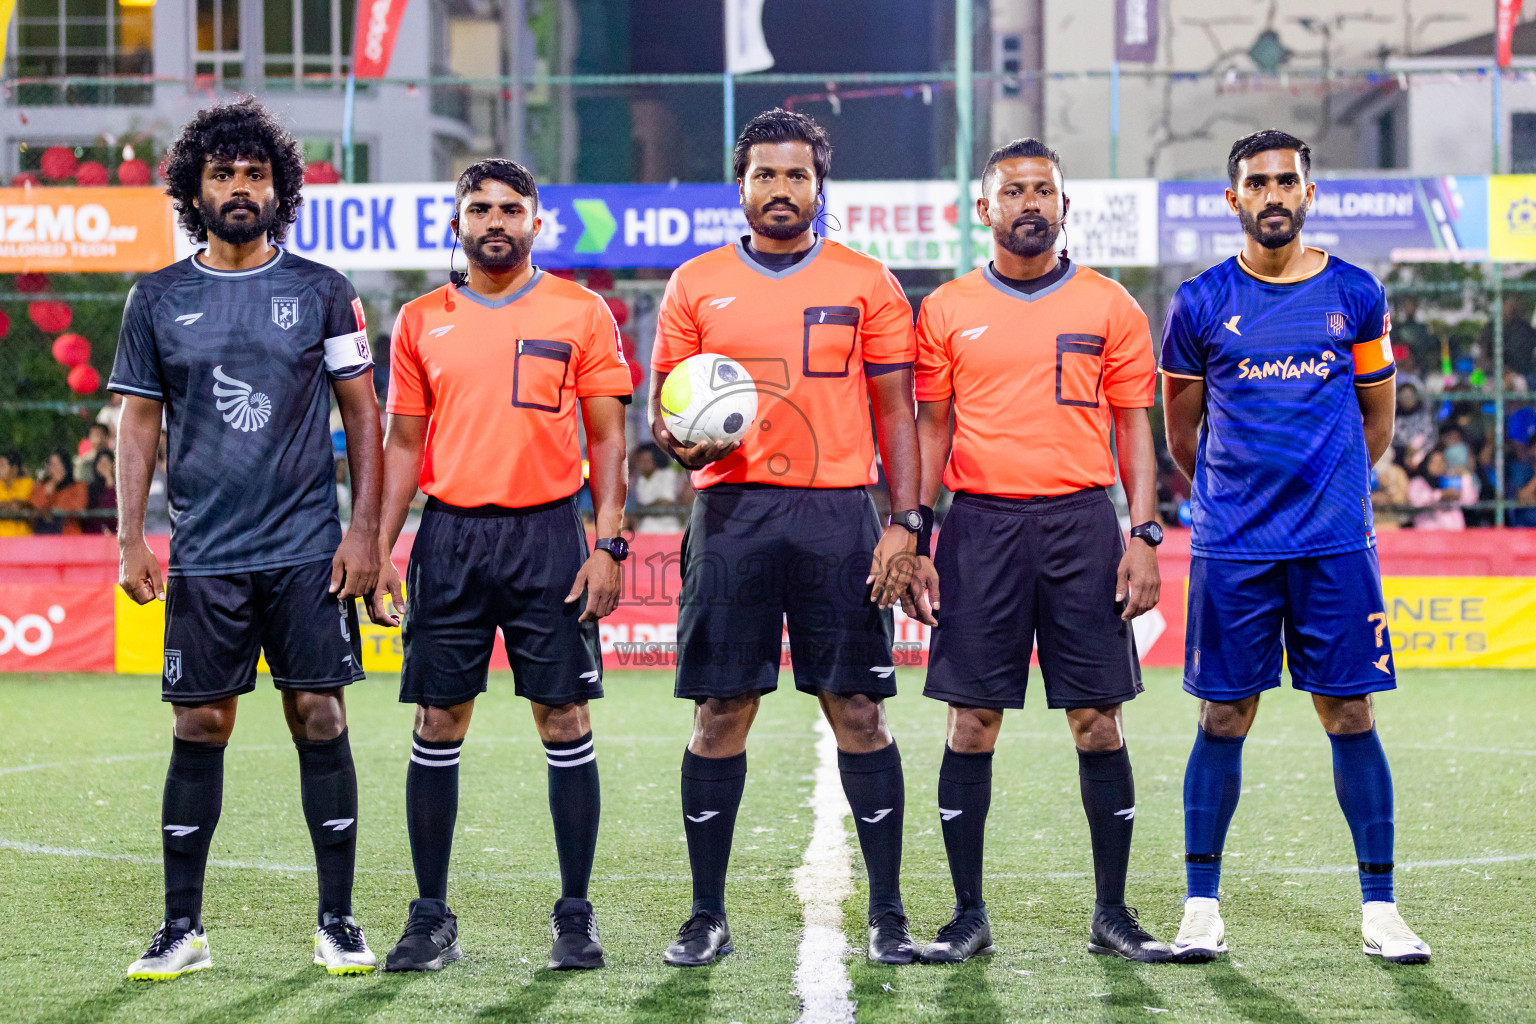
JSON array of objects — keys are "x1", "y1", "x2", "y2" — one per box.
[
  {"x1": 303, "y1": 139, "x2": 371, "y2": 182},
  {"x1": 194, "y1": 0, "x2": 244, "y2": 84},
  {"x1": 1513, "y1": 113, "x2": 1536, "y2": 174},
  {"x1": 265, "y1": 0, "x2": 358, "y2": 89},
  {"x1": 12, "y1": 0, "x2": 154, "y2": 106}
]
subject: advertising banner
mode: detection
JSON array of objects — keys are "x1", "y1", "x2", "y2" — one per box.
[
  {"x1": 1381, "y1": 577, "x2": 1536, "y2": 668},
  {"x1": 1488, "y1": 175, "x2": 1536, "y2": 262},
  {"x1": 350, "y1": 0, "x2": 410, "y2": 79},
  {"x1": 0, "y1": 584, "x2": 113, "y2": 672},
  {"x1": 824, "y1": 178, "x2": 1159, "y2": 270},
  {"x1": 1159, "y1": 176, "x2": 1489, "y2": 266},
  {"x1": 0, "y1": 187, "x2": 175, "y2": 272},
  {"x1": 173, "y1": 182, "x2": 750, "y2": 271}
]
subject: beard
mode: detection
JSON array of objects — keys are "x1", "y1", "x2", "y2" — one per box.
[
  {"x1": 745, "y1": 199, "x2": 814, "y2": 241},
  {"x1": 200, "y1": 195, "x2": 278, "y2": 245},
  {"x1": 1238, "y1": 202, "x2": 1307, "y2": 249},
  {"x1": 462, "y1": 227, "x2": 536, "y2": 271},
  {"x1": 995, "y1": 214, "x2": 1060, "y2": 258}
]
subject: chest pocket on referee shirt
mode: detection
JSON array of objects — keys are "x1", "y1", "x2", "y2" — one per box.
[
  {"x1": 802, "y1": 306, "x2": 860, "y2": 378},
  {"x1": 512, "y1": 339, "x2": 573, "y2": 412},
  {"x1": 1056, "y1": 334, "x2": 1105, "y2": 408}
]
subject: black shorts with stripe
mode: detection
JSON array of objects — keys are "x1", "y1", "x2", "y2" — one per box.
[
  {"x1": 399, "y1": 496, "x2": 603, "y2": 709},
  {"x1": 674, "y1": 484, "x2": 895, "y2": 701},
  {"x1": 923, "y1": 488, "x2": 1142, "y2": 710},
  {"x1": 160, "y1": 558, "x2": 364, "y2": 704}
]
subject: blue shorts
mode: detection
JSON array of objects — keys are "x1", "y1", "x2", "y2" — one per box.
[{"x1": 1184, "y1": 548, "x2": 1397, "y2": 702}]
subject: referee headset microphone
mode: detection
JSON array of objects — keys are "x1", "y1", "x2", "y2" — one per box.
[{"x1": 447, "y1": 214, "x2": 466, "y2": 288}]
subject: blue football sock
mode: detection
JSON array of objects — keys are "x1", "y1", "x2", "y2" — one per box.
[
  {"x1": 1183, "y1": 729, "x2": 1245, "y2": 900},
  {"x1": 1328, "y1": 727, "x2": 1395, "y2": 903}
]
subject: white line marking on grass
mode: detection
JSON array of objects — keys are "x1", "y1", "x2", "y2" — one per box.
[{"x1": 791, "y1": 717, "x2": 855, "y2": 1024}]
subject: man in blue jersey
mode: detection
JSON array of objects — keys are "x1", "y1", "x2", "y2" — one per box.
[{"x1": 1160, "y1": 130, "x2": 1430, "y2": 965}]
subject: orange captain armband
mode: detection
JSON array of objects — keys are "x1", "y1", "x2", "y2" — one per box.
[{"x1": 1352, "y1": 333, "x2": 1395, "y2": 384}]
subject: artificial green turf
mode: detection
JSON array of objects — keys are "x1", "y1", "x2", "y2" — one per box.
[{"x1": 0, "y1": 670, "x2": 1532, "y2": 1023}]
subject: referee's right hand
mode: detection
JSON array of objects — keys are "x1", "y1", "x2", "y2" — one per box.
[
  {"x1": 652, "y1": 417, "x2": 740, "y2": 471},
  {"x1": 369, "y1": 557, "x2": 405, "y2": 627},
  {"x1": 118, "y1": 537, "x2": 164, "y2": 604}
]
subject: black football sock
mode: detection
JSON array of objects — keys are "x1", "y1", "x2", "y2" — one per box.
[
  {"x1": 1078, "y1": 744, "x2": 1136, "y2": 907},
  {"x1": 406, "y1": 732, "x2": 462, "y2": 902},
  {"x1": 680, "y1": 748, "x2": 746, "y2": 917},
  {"x1": 937, "y1": 745, "x2": 993, "y2": 908},
  {"x1": 545, "y1": 731, "x2": 601, "y2": 900},
  {"x1": 838, "y1": 742, "x2": 906, "y2": 917},
  {"x1": 295, "y1": 729, "x2": 359, "y2": 922},
  {"x1": 161, "y1": 736, "x2": 226, "y2": 929}
]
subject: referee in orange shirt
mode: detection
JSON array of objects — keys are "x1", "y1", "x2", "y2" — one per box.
[
  {"x1": 372, "y1": 160, "x2": 633, "y2": 973},
  {"x1": 649, "y1": 109, "x2": 923, "y2": 967},
  {"x1": 908, "y1": 139, "x2": 1172, "y2": 964}
]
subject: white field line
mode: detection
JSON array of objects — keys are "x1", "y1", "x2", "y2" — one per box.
[{"x1": 791, "y1": 717, "x2": 856, "y2": 1024}]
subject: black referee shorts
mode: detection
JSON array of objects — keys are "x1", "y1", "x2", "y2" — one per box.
[
  {"x1": 674, "y1": 484, "x2": 895, "y2": 701},
  {"x1": 399, "y1": 495, "x2": 603, "y2": 709},
  {"x1": 161, "y1": 558, "x2": 364, "y2": 704},
  {"x1": 923, "y1": 488, "x2": 1142, "y2": 711}
]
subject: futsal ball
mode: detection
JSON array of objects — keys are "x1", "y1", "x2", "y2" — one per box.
[{"x1": 660, "y1": 354, "x2": 759, "y2": 445}]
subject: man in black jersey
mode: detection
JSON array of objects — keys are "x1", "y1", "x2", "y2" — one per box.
[{"x1": 113, "y1": 98, "x2": 385, "y2": 980}]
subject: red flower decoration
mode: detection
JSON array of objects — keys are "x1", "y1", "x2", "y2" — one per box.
[
  {"x1": 627, "y1": 359, "x2": 644, "y2": 391},
  {"x1": 0, "y1": 310, "x2": 10, "y2": 338},
  {"x1": 304, "y1": 161, "x2": 341, "y2": 184},
  {"x1": 29, "y1": 300, "x2": 72, "y2": 334},
  {"x1": 75, "y1": 161, "x2": 109, "y2": 186},
  {"x1": 116, "y1": 159, "x2": 151, "y2": 186},
  {"x1": 51, "y1": 333, "x2": 90, "y2": 367},
  {"x1": 16, "y1": 273, "x2": 49, "y2": 293},
  {"x1": 67, "y1": 364, "x2": 101, "y2": 395},
  {"x1": 40, "y1": 146, "x2": 78, "y2": 181},
  {"x1": 11, "y1": 172, "x2": 41, "y2": 188}
]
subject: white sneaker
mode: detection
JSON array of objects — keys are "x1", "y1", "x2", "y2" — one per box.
[
  {"x1": 315, "y1": 913, "x2": 377, "y2": 975},
  {"x1": 127, "y1": 918, "x2": 212, "y2": 980},
  {"x1": 1362, "y1": 901, "x2": 1431, "y2": 964},
  {"x1": 1171, "y1": 896, "x2": 1228, "y2": 963}
]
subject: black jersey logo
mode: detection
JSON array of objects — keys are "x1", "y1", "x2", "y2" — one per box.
[
  {"x1": 271, "y1": 296, "x2": 301, "y2": 331},
  {"x1": 212, "y1": 365, "x2": 272, "y2": 433}
]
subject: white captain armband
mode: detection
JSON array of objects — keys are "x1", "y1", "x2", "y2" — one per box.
[{"x1": 324, "y1": 330, "x2": 373, "y2": 376}]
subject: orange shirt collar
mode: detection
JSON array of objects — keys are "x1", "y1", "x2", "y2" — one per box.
[{"x1": 1236, "y1": 246, "x2": 1330, "y2": 285}]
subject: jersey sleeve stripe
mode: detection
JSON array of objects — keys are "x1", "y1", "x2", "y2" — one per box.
[
  {"x1": 1158, "y1": 367, "x2": 1205, "y2": 380},
  {"x1": 1355, "y1": 368, "x2": 1397, "y2": 388},
  {"x1": 864, "y1": 360, "x2": 914, "y2": 377},
  {"x1": 107, "y1": 380, "x2": 165, "y2": 399}
]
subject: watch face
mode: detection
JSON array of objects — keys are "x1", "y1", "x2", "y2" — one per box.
[
  {"x1": 1136, "y1": 522, "x2": 1163, "y2": 545},
  {"x1": 610, "y1": 538, "x2": 629, "y2": 559},
  {"x1": 903, "y1": 510, "x2": 923, "y2": 532}
]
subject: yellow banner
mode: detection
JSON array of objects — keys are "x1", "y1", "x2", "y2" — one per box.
[
  {"x1": 1381, "y1": 577, "x2": 1536, "y2": 668},
  {"x1": 1489, "y1": 176, "x2": 1536, "y2": 262},
  {"x1": 115, "y1": 586, "x2": 407, "y2": 676}
]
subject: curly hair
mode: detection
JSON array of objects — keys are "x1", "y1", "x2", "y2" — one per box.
[{"x1": 163, "y1": 96, "x2": 306, "y2": 244}]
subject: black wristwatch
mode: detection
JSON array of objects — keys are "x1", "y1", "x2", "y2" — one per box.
[
  {"x1": 1129, "y1": 521, "x2": 1164, "y2": 547},
  {"x1": 888, "y1": 509, "x2": 923, "y2": 534},
  {"x1": 594, "y1": 537, "x2": 630, "y2": 561}
]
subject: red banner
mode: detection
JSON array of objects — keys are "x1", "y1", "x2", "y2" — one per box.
[
  {"x1": 0, "y1": 584, "x2": 113, "y2": 672},
  {"x1": 1499, "y1": 0, "x2": 1525, "y2": 68},
  {"x1": 351, "y1": 0, "x2": 409, "y2": 79}
]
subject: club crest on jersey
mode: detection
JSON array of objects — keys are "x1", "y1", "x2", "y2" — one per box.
[
  {"x1": 271, "y1": 296, "x2": 301, "y2": 331},
  {"x1": 1325, "y1": 311, "x2": 1349, "y2": 340}
]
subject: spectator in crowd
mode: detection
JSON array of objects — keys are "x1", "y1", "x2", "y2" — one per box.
[
  {"x1": 1510, "y1": 443, "x2": 1536, "y2": 527},
  {"x1": 144, "y1": 438, "x2": 172, "y2": 534},
  {"x1": 1393, "y1": 378, "x2": 1437, "y2": 470},
  {"x1": 1393, "y1": 296, "x2": 1439, "y2": 374},
  {"x1": 29, "y1": 450, "x2": 88, "y2": 535},
  {"x1": 0, "y1": 451, "x2": 33, "y2": 537},
  {"x1": 1482, "y1": 294, "x2": 1536, "y2": 380},
  {"x1": 96, "y1": 393, "x2": 123, "y2": 437},
  {"x1": 74, "y1": 422, "x2": 113, "y2": 481},
  {"x1": 1408, "y1": 446, "x2": 1478, "y2": 531},
  {"x1": 85, "y1": 450, "x2": 118, "y2": 535},
  {"x1": 630, "y1": 442, "x2": 689, "y2": 532},
  {"x1": 1371, "y1": 446, "x2": 1410, "y2": 531}
]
